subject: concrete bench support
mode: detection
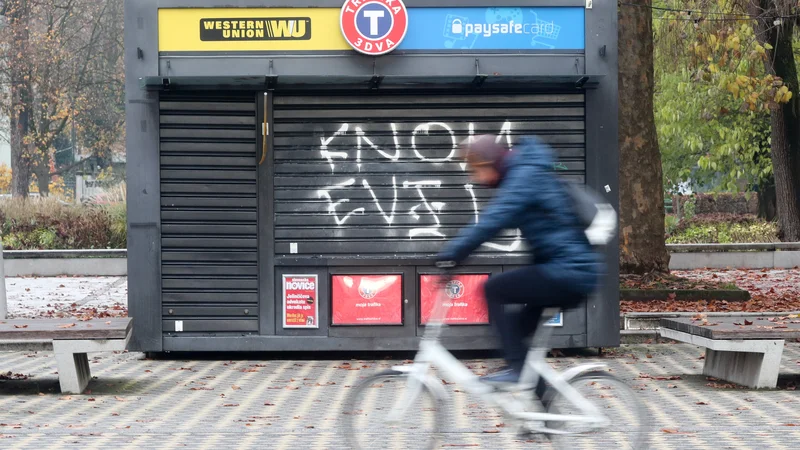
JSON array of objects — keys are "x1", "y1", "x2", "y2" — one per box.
[
  {"x1": 51, "y1": 337, "x2": 131, "y2": 394},
  {"x1": 660, "y1": 328, "x2": 784, "y2": 389}
]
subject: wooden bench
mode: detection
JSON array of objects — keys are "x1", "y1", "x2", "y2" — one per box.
[
  {"x1": 0, "y1": 318, "x2": 132, "y2": 394},
  {"x1": 660, "y1": 316, "x2": 799, "y2": 389}
]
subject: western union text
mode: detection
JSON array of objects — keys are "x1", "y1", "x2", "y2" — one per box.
[{"x1": 200, "y1": 18, "x2": 311, "y2": 41}]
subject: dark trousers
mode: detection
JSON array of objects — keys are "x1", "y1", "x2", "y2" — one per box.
[{"x1": 484, "y1": 265, "x2": 586, "y2": 372}]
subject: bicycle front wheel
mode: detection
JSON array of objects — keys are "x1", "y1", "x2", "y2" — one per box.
[
  {"x1": 341, "y1": 370, "x2": 444, "y2": 450},
  {"x1": 544, "y1": 371, "x2": 650, "y2": 450}
]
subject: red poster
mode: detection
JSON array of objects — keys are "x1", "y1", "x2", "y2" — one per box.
[
  {"x1": 332, "y1": 275, "x2": 403, "y2": 325},
  {"x1": 283, "y1": 275, "x2": 319, "y2": 329},
  {"x1": 420, "y1": 274, "x2": 490, "y2": 325}
]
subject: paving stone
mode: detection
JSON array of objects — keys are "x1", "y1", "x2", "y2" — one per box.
[{"x1": 1, "y1": 343, "x2": 798, "y2": 448}]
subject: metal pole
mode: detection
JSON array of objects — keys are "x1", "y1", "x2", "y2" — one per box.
[{"x1": 0, "y1": 238, "x2": 6, "y2": 319}]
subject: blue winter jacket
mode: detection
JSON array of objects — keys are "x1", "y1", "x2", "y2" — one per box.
[{"x1": 438, "y1": 136, "x2": 603, "y2": 295}]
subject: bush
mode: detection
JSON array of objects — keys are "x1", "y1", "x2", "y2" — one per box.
[
  {"x1": 0, "y1": 195, "x2": 126, "y2": 250},
  {"x1": 665, "y1": 214, "x2": 680, "y2": 235},
  {"x1": 673, "y1": 193, "x2": 758, "y2": 216},
  {"x1": 666, "y1": 213, "x2": 779, "y2": 244}
]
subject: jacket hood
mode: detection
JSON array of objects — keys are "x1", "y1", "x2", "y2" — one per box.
[{"x1": 505, "y1": 136, "x2": 556, "y2": 172}]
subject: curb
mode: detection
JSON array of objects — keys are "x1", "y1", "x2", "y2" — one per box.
[
  {"x1": 622, "y1": 311, "x2": 800, "y2": 330},
  {"x1": 1, "y1": 245, "x2": 799, "y2": 276},
  {"x1": 619, "y1": 289, "x2": 751, "y2": 302}
]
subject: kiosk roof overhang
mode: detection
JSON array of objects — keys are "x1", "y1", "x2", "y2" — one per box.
[{"x1": 140, "y1": 73, "x2": 603, "y2": 91}]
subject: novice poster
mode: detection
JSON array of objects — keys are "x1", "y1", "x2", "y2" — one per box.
[{"x1": 283, "y1": 274, "x2": 319, "y2": 328}]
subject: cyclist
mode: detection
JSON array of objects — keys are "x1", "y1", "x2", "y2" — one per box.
[{"x1": 436, "y1": 134, "x2": 604, "y2": 390}]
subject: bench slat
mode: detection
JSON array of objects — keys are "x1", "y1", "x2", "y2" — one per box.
[
  {"x1": 660, "y1": 316, "x2": 800, "y2": 340},
  {"x1": 0, "y1": 318, "x2": 132, "y2": 340}
]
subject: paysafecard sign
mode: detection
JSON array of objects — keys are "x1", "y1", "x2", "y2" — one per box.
[{"x1": 399, "y1": 7, "x2": 585, "y2": 51}]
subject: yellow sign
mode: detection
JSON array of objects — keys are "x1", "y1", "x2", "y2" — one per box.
[{"x1": 158, "y1": 8, "x2": 350, "y2": 52}]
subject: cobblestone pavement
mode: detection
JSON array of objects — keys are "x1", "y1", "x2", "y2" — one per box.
[{"x1": 1, "y1": 343, "x2": 799, "y2": 449}]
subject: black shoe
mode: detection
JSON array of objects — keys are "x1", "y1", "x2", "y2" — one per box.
[{"x1": 480, "y1": 367, "x2": 521, "y2": 384}]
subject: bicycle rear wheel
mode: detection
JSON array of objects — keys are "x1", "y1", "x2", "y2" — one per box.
[
  {"x1": 341, "y1": 370, "x2": 444, "y2": 450},
  {"x1": 543, "y1": 371, "x2": 650, "y2": 450}
]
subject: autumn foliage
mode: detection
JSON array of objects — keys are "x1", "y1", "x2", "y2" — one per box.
[{"x1": 0, "y1": 0, "x2": 124, "y2": 197}]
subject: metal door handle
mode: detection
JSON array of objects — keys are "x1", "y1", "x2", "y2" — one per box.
[{"x1": 259, "y1": 93, "x2": 269, "y2": 165}]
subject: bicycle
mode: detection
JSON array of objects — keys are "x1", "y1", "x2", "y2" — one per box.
[{"x1": 341, "y1": 272, "x2": 650, "y2": 449}]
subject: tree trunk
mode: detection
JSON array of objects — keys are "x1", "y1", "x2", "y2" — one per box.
[
  {"x1": 33, "y1": 161, "x2": 50, "y2": 197},
  {"x1": 757, "y1": 180, "x2": 777, "y2": 222},
  {"x1": 9, "y1": 108, "x2": 31, "y2": 198},
  {"x1": 617, "y1": 0, "x2": 670, "y2": 274},
  {"x1": 7, "y1": 0, "x2": 32, "y2": 198},
  {"x1": 750, "y1": 1, "x2": 800, "y2": 240}
]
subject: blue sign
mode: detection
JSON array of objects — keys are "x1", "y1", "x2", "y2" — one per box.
[
  {"x1": 399, "y1": 7, "x2": 585, "y2": 51},
  {"x1": 544, "y1": 312, "x2": 564, "y2": 327}
]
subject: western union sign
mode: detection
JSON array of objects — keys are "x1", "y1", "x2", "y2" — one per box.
[
  {"x1": 159, "y1": 8, "x2": 349, "y2": 52},
  {"x1": 200, "y1": 18, "x2": 311, "y2": 41}
]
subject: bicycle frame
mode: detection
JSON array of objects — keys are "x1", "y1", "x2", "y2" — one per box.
[{"x1": 388, "y1": 279, "x2": 610, "y2": 431}]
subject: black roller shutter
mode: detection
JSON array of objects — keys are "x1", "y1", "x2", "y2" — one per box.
[
  {"x1": 272, "y1": 91, "x2": 585, "y2": 258},
  {"x1": 159, "y1": 93, "x2": 258, "y2": 333}
]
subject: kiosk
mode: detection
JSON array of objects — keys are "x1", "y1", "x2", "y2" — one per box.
[{"x1": 124, "y1": 0, "x2": 619, "y2": 353}]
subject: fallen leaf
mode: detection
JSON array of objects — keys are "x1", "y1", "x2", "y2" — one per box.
[
  {"x1": 264, "y1": 402, "x2": 275, "y2": 406},
  {"x1": 696, "y1": 402, "x2": 708, "y2": 405},
  {"x1": 59, "y1": 396, "x2": 73, "y2": 401},
  {"x1": 111, "y1": 413, "x2": 119, "y2": 417},
  {"x1": 114, "y1": 396, "x2": 125, "y2": 402},
  {"x1": 482, "y1": 429, "x2": 500, "y2": 434},
  {"x1": 13, "y1": 325, "x2": 28, "y2": 329},
  {"x1": 744, "y1": 319, "x2": 753, "y2": 326},
  {"x1": 736, "y1": 406, "x2": 750, "y2": 411},
  {"x1": 232, "y1": 385, "x2": 241, "y2": 390},
  {"x1": 58, "y1": 323, "x2": 76, "y2": 329},
  {"x1": 222, "y1": 404, "x2": 239, "y2": 407}
]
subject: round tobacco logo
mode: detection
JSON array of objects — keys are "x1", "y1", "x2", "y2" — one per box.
[
  {"x1": 445, "y1": 280, "x2": 465, "y2": 299},
  {"x1": 359, "y1": 285, "x2": 378, "y2": 299},
  {"x1": 340, "y1": 0, "x2": 408, "y2": 56}
]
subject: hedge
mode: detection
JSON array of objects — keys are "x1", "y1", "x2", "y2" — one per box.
[{"x1": 0, "y1": 198, "x2": 126, "y2": 250}]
